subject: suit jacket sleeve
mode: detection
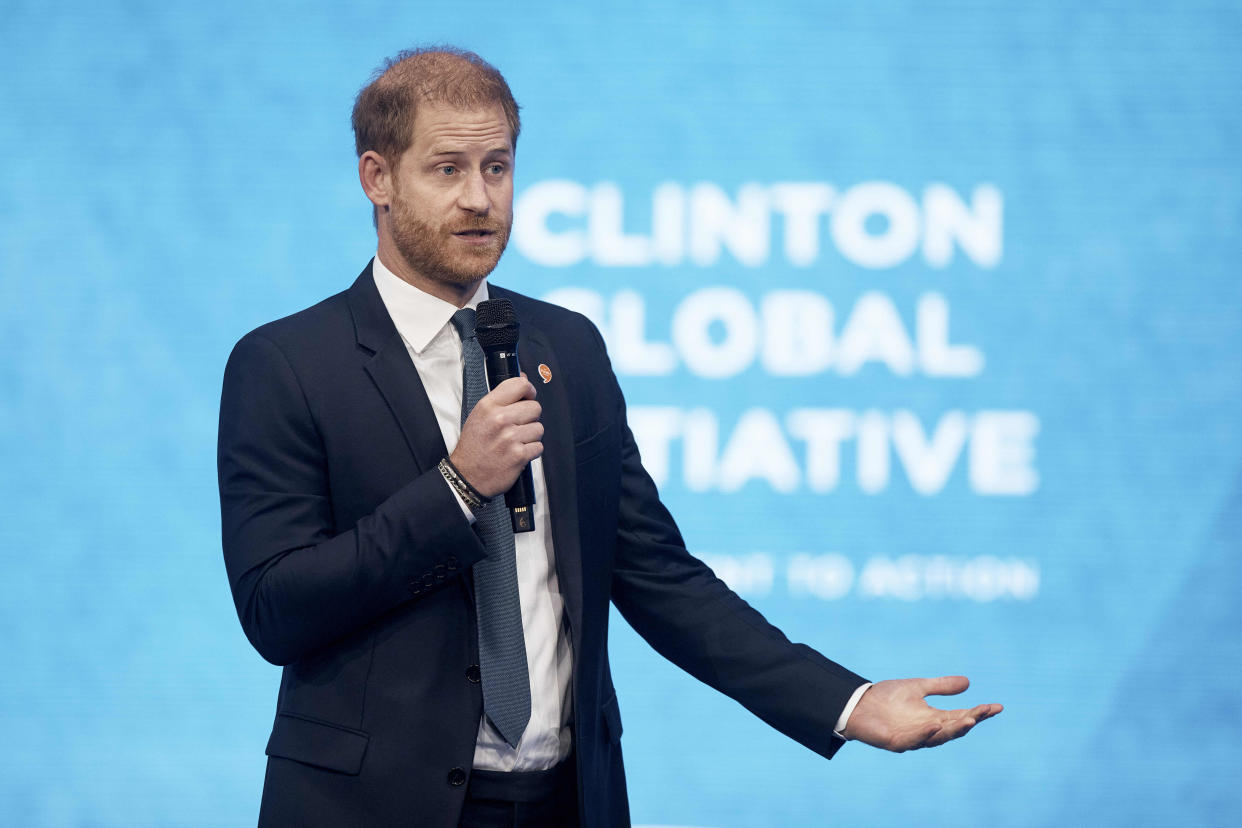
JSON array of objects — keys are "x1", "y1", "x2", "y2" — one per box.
[
  {"x1": 218, "y1": 331, "x2": 485, "y2": 666},
  {"x1": 597, "y1": 327, "x2": 868, "y2": 759}
]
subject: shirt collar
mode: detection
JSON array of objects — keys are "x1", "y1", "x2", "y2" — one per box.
[{"x1": 371, "y1": 253, "x2": 489, "y2": 354}]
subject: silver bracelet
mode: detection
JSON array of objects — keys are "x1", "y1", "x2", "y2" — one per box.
[{"x1": 438, "y1": 457, "x2": 489, "y2": 512}]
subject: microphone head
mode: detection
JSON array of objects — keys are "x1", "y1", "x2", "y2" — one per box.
[{"x1": 475, "y1": 298, "x2": 519, "y2": 351}]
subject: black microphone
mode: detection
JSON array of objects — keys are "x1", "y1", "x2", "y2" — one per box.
[{"x1": 475, "y1": 298, "x2": 536, "y2": 533}]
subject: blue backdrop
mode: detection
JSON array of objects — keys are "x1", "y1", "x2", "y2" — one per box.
[{"x1": 2, "y1": 1, "x2": 1240, "y2": 825}]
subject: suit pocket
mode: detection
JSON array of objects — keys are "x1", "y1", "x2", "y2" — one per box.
[
  {"x1": 265, "y1": 712, "x2": 370, "y2": 775},
  {"x1": 601, "y1": 693, "x2": 623, "y2": 745}
]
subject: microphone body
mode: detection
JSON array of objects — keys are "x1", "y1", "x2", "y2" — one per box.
[{"x1": 476, "y1": 300, "x2": 536, "y2": 533}]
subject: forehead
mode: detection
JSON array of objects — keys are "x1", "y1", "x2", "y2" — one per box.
[{"x1": 408, "y1": 102, "x2": 512, "y2": 154}]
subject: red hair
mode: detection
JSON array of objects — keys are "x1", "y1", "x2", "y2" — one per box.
[{"x1": 352, "y1": 46, "x2": 521, "y2": 165}]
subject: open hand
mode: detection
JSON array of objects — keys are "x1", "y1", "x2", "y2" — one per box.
[{"x1": 842, "y1": 676, "x2": 1002, "y2": 752}]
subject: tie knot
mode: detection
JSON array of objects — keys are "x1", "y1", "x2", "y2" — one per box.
[{"x1": 451, "y1": 307, "x2": 477, "y2": 340}]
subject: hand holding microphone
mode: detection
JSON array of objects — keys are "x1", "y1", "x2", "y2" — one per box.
[{"x1": 447, "y1": 299, "x2": 540, "y2": 532}]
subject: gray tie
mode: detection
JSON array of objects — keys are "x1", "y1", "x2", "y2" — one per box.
[{"x1": 451, "y1": 308, "x2": 532, "y2": 748}]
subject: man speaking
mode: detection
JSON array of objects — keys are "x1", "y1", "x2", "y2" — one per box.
[{"x1": 218, "y1": 47, "x2": 1001, "y2": 827}]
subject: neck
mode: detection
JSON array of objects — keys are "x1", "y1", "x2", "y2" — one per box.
[{"x1": 376, "y1": 237, "x2": 482, "y2": 308}]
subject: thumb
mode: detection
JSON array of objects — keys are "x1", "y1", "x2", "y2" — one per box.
[{"x1": 919, "y1": 675, "x2": 970, "y2": 697}]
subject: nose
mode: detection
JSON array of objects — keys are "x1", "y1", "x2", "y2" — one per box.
[{"x1": 456, "y1": 171, "x2": 491, "y2": 215}]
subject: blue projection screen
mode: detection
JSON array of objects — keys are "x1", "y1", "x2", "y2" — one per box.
[{"x1": 2, "y1": 2, "x2": 1240, "y2": 826}]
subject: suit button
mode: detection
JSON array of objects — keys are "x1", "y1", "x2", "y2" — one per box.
[
  {"x1": 408, "y1": 581, "x2": 422, "y2": 596},
  {"x1": 423, "y1": 573, "x2": 435, "y2": 587},
  {"x1": 447, "y1": 767, "x2": 467, "y2": 787},
  {"x1": 447, "y1": 556, "x2": 459, "y2": 571},
  {"x1": 434, "y1": 564, "x2": 447, "y2": 581},
  {"x1": 465, "y1": 665, "x2": 481, "y2": 683}
]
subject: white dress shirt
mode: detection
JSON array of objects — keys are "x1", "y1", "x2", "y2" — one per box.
[{"x1": 372, "y1": 255, "x2": 573, "y2": 771}]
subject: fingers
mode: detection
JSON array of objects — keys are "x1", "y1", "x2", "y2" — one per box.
[
  {"x1": 451, "y1": 377, "x2": 544, "y2": 497},
  {"x1": 490, "y1": 399, "x2": 542, "y2": 427},
  {"x1": 488, "y1": 375, "x2": 537, "y2": 404},
  {"x1": 930, "y1": 702, "x2": 1002, "y2": 721},
  {"x1": 919, "y1": 675, "x2": 970, "y2": 697},
  {"x1": 917, "y1": 703, "x2": 1002, "y2": 749},
  {"x1": 924, "y1": 720, "x2": 971, "y2": 748},
  {"x1": 911, "y1": 721, "x2": 944, "y2": 751},
  {"x1": 509, "y1": 421, "x2": 546, "y2": 451},
  {"x1": 466, "y1": 382, "x2": 542, "y2": 438}
]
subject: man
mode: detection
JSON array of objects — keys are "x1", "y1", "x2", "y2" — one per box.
[{"x1": 218, "y1": 47, "x2": 1001, "y2": 828}]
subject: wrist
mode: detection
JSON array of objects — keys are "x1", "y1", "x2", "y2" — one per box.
[
  {"x1": 835, "y1": 682, "x2": 873, "y2": 740},
  {"x1": 438, "y1": 457, "x2": 490, "y2": 512}
]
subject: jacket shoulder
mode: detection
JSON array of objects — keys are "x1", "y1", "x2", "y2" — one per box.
[{"x1": 229, "y1": 289, "x2": 354, "y2": 365}]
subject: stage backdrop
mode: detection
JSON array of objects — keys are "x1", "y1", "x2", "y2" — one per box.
[{"x1": 2, "y1": 2, "x2": 1239, "y2": 826}]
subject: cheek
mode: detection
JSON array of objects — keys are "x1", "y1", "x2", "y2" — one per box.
[
  {"x1": 492, "y1": 182, "x2": 515, "y2": 214},
  {"x1": 395, "y1": 186, "x2": 439, "y2": 221}
]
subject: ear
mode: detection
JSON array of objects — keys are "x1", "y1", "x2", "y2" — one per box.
[{"x1": 359, "y1": 150, "x2": 394, "y2": 211}]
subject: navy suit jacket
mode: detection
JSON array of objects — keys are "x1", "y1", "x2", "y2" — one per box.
[{"x1": 218, "y1": 262, "x2": 866, "y2": 827}]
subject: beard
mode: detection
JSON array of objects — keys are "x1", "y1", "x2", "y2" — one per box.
[{"x1": 389, "y1": 194, "x2": 511, "y2": 288}]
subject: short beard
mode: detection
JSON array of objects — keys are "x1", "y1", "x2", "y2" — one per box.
[{"x1": 389, "y1": 198, "x2": 511, "y2": 288}]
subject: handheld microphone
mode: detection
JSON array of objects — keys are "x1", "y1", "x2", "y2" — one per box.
[{"x1": 475, "y1": 298, "x2": 536, "y2": 533}]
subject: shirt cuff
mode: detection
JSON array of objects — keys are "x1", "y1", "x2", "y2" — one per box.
[
  {"x1": 443, "y1": 476, "x2": 477, "y2": 524},
  {"x1": 834, "y1": 682, "x2": 873, "y2": 740}
]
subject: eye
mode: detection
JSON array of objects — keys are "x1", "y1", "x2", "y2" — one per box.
[
  {"x1": 438, "y1": 165, "x2": 457, "y2": 176},
  {"x1": 486, "y1": 163, "x2": 506, "y2": 175}
]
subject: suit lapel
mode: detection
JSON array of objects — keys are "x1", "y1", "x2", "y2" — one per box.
[
  {"x1": 514, "y1": 314, "x2": 585, "y2": 659},
  {"x1": 349, "y1": 270, "x2": 584, "y2": 649},
  {"x1": 348, "y1": 263, "x2": 448, "y2": 474}
]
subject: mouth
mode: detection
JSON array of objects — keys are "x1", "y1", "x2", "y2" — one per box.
[{"x1": 453, "y1": 229, "x2": 495, "y2": 240}]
